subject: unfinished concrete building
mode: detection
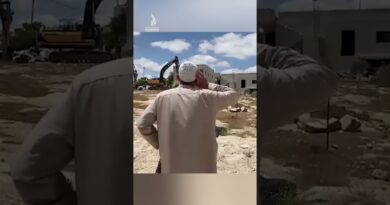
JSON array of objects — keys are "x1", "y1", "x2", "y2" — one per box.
[
  {"x1": 220, "y1": 72, "x2": 257, "y2": 94},
  {"x1": 259, "y1": 8, "x2": 390, "y2": 73}
]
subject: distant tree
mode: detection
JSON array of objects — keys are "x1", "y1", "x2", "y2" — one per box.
[
  {"x1": 12, "y1": 22, "x2": 43, "y2": 50},
  {"x1": 103, "y1": 8, "x2": 126, "y2": 57},
  {"x1": 167, "y1": 72, "x2": 174, "y2": 87},
  {"x1": 136, "y1": 77, "x2": 148, "y2": 86}
]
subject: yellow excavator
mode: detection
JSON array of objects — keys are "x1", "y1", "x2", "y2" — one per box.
[
  {"x1": 37, "y1": 0, "x2": 113, "y2": 63},
  {"x1": 146, "y1": 56, "x2": 179, "y2": 89}
]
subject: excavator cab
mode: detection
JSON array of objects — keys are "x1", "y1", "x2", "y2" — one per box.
[{"x1": 38, "y1": 20, "x2": 97, "y2": 49}]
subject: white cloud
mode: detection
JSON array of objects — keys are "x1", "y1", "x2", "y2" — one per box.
[
  {"x1": 134, "y1": 32, "x2": 141, "y2": 36},
  {"x1": 198, "y1": 33, "x2": 256, "y2": 60},
  {"x1": 163, "y1": 69, "x2": 173, "y2": 78},
  {"x1": 220, "y1": 66, "x2": 256, "y2": 74},
  {"x1": 134, "y1": 57, "x2": 162, "y2": 73},
  {"x1": 188, "y1": 54, "x2": 218, "y2": 64},
  {"x1": 215, "y1": 61, "x2": 231, "y2": 67},
  {"x1": 185, "y1": 54, "x2": 231, "y2": 69},
  {"x1": 245, "y1": 66, "x2": 257, "y2": 73},
  {"x1": 144, "y1": 74, "x2": 153, "y2": 79},
  {"x1": 134, "y1": 57, "x2": 174, "y2": 78},
  {"x1": 199, "y1": 41, "x2": 213, "y2": 53},
  {"x1": 151, "y1": 39, "x2": 191, "y2": 53}
]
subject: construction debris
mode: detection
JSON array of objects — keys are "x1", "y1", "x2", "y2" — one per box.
[
  {"x1": 340, "y1": 115, "x2": 361, "y2": 132},
  {"x1": 294, "y1": 105, "x2": 366, "y2": 133},
  {"x1": 228, "y1": 106, "x2": 240, "y2": 112},
  {"x1": 297, "y1": 117, "x2": 341, "y2": 133},
  {"x1": 13, "y1": 50, "x2": 36, "y2": 63},
  {"x1": 12, "y1": 48, "x2": 54, "y2": 64},
  {"x1": 228, "y1": 104, "x2": 250, "y2": 113}
]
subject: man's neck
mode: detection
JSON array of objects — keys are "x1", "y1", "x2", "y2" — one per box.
[{"x1": 178, "y1": 84, "x2": 197, "y2": 90}]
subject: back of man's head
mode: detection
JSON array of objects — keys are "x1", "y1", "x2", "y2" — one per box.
[{"x1": 177, "y1": 61, "x2": 198, "y2": 86}]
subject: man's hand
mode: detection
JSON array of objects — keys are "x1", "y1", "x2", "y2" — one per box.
[{"x1": 196, "y1": 70, "x2": 209, "y2": 89}]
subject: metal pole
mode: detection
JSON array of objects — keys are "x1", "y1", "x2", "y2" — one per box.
[
  {"x1": 359, "y1": 0, "x2": 362, "y2": 9},
  {"x1": 326, "y1": 100, "x2": 330, "y2": 151}
]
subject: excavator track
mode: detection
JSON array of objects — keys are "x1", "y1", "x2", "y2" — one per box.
[{"x1": 49, "y1": 50, "x2": 113, "y2": 63}]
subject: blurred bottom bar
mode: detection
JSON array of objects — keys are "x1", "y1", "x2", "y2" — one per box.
[{"x1": 134, "y1": 174, "x2": 256, "y2": 205}]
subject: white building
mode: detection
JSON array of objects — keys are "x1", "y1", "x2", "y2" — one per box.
[
  {"x1": 259, "y1": 8, "x2": 390, "y2": 73},
  {"x1": 220, "y1": 72, "x2": 257, "y2": 94},
  {"x1": 197, "y1": 64, "x2": 215, "y2": 82}
]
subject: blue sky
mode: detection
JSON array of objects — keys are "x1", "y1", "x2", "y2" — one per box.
[{"x1": 134, "y1": 32, "x2": 256, "y2": 78}]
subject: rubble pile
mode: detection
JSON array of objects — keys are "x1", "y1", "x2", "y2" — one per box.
[
  {"x1": 12, "y1": 48, "x2": 52, "y2": 63},
  {"x1": 228, "y1": 103, "x2": 250, "y2": 113},
  {"x1": 295, "y1": 106, "x2": 368, "y2": 133}
]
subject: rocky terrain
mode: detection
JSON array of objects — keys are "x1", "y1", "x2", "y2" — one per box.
[
  {"x1": 0, "y1": 62, "x2": 257, "y2": 204},
  {"x1": 2, "y1": 61, "x2": 389, "y2": 204},
  {"x1": 261, "y1": 79, "x2": 390, "y2": 204}
]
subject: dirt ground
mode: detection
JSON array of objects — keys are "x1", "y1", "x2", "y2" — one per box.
[
  {"x1": 0, "y1": 62, "x2": 256, "y2": 202},
  {"x1": 133, "y1": 90, "x2": 257, "y2": 174},
  {"x1": 2, "y1": 61, "x2": 389, "y2": 204},
  {"x1": 261, "y1": 80, "x2": 390, "y2": 204},
  {"x1": 0, "y1": 62, "x2": 91, "y2": 204}
]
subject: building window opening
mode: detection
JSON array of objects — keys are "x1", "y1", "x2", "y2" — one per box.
[
  {"x1": 241, "y1": 80, "x2": 246, "y2": 88},
  {"x1": 377, "y1": 31, "x2": 390, "y2": 43},
  {"x1": 341, "y1": 30, "x2": 355, "y2": 56}
]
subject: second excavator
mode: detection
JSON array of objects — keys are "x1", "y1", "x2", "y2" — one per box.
[{"x1": 37, "y1": 0, "x2": 113, "y2": 63}]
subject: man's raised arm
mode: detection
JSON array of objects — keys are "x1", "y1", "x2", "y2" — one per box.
[
  {"x1": 208, "y1": 83, "x2": 240, "y2": 111},
  {"x1": 258, "y1": 44, "x2": 339, "y2": 134}
]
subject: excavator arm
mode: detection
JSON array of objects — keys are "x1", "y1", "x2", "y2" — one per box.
[
  {"x1": 159, "y1": 56, "x2": 179, "y2": 83},
  {"x1": 81, "y1": 0, "x2": 103, "y2": 39}
]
